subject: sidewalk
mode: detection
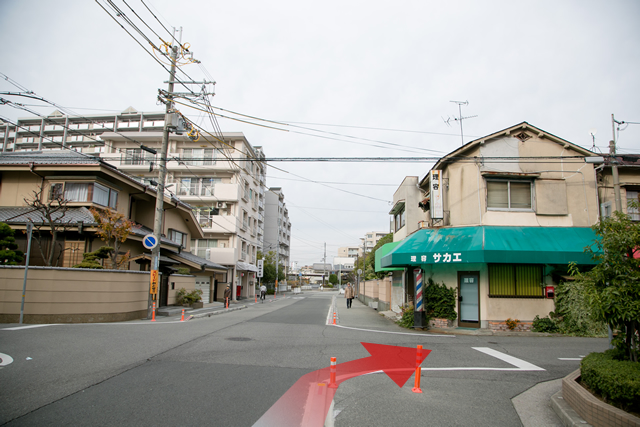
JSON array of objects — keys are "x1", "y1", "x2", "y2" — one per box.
[
  {"x1": 333, "y1": 297, "x2": 574, "y2": 427},
  {"x1": 156, "y1": 300, "x2": 247, "y2": 321}
]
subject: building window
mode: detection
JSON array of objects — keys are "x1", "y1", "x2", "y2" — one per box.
[
  {"x1": 487, "y1": 180, "x2": 532, "y2": 210},
  {"x1": 394, "y1": 208, "x2": 406, "y2": 232},
  {"x1": 168, "y1": 229, "x2": 187, "y2": 247},
  {"x1": 489, "y1": 264, "x2": 543, "y2": 298},
  {"x1": 183, "y1": 148, "x2": 215, "y2": 166},
  {"x1": 57, "y1": 182, "x2": 118, "y2": 208},
  {"x1": 192, "y1": 239, "x2": 218, "y2": 258},
  {"x1": 627, "y1": 190, "x2": 639, "y2": 221}
]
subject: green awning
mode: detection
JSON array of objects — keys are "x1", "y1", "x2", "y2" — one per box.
[
  {"x1": 374, "y1": 241, "x2": 404, "y2": 272},
  {"x1": 380, "y1": 226, "x2": 600, "y2": 268}
]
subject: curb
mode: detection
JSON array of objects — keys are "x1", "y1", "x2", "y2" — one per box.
[
  {"x1": 551, "y1": 389, "x2": 592, "y2": 426},
  {"x1": 189, "y1": 305, "x2": 247, "y2": 319}
]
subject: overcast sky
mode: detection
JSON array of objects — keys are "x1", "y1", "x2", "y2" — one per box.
[{"x1": 1, "y1": 0, "x2": 639, "y2": 267}]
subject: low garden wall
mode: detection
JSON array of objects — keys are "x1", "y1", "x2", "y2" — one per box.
[
  {"x1": 358, "y1": 278, "x2": 392, "y2": 310},
  {"x1": 562, "y1": 369, "x2": 640, "y2": 427},
  {"x1": 0, "y1": 265, "x2": 151, "y2": 323}
]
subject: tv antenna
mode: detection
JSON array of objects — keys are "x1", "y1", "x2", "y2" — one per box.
[
  {"x1": 589, "y1": 129, "x2": 598, "y2": 152},
  {"x1": 442, "y1": 100, "x2": 477, "y2": 146}
]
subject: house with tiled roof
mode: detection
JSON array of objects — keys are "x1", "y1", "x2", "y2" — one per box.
[
  {"x1": 378, "y1": 122, "x2": 629, "y2": 331},
  {"x1": 0, "y1": 150, "x2": 227, "y2": 310}
]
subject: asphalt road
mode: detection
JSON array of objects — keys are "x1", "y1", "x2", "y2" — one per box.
[{"x1": 0, "y1": 292, "x2": 608, "y2": 426}]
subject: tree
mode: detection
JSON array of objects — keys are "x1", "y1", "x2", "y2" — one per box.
[
  {"x1": 570, "y1": 205, "x2": 640, "y2": 362},
  {"x1": 24, "y1": 185, "x2": 71, "y2": 266},
  {"x1": 329, "y1": 273, "x2": 338, "y2": 286},
  {"x1": 0, "y1": 222, "x2": 24, "y2": 265},
  {"x1": 257, "y1": 251, "x2": 285, "y2": 284},
  {"x1": 359, "y1": 233, "x2": 394, "y2": 280},
  {"x1": 73, "y1": 246, "x2": 112, "y2": 269},
  {"x1": 90, "y1": 207, "x2": 133, "y2": 269}
]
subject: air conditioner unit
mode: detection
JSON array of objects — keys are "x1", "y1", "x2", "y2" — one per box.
[{"x1": 217, "y1": 202, "x2": 227, "y2": 209}]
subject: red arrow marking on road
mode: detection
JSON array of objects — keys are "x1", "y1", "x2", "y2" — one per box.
[{"x1": 253, "y1": 343, "x2": 431, "y2": 427}]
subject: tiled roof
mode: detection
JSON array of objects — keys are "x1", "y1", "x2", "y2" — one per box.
[
  {"x1": 0, "y1": 206, "x2": 96, "y2": 224},
  {"x1": 165, "y1": 249, "x2": 227, "y2": 270},
  {"x1": 0, "y1": 150, "x2": 105, "y2": 166}
]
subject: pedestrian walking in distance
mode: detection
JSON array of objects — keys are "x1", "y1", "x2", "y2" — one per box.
[
  {"x1": 345, "y1": 283, "x2": 354, "y2": 308},
  {"x1": 224, "y1": 285, "x2": 231, "y2": 308},
  {"x1": 260, "y1": 284, "x2": 267, "y2": 302}
]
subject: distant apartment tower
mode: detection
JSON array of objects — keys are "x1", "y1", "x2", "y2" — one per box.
[
  {"x1": 337, "y1": 246, "x2": 361, "y2": 258},
  {"x1": 360, "y1": 231, "x2": 390, "y2": 254},
  {"x1": 0, "y1": 108, "x2": 267, "y2": 300},
  {"x1": 264, "y1": 187, "x2": 291, "y2": 278}
]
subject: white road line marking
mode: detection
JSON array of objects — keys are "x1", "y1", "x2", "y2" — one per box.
[
  {"x1": 333, "y1": 324, "x2": 454, "y2": 337},
  {"x1": 558, "y1": 358, "x2": 583, "y2": 361},
  {"x1": 473, "y1": 347, "x2": 545, "y2": 371},
  {"x1": 2, "y1": 324, "x2": 58, "y2": 331},
  {"x1": 0, "y1": 352, "x2": 14, "y2": 367}
]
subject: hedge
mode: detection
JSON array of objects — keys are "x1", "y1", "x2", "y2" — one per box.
[{"x1": 580, "y1": 350, "x2": 640, "y2": 413}]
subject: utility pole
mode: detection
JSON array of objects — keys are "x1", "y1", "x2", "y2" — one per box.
[
  {"x1": 611, "y1": 114, "x2": 623, "y2": 213},
  {"x1": 275, "y1": 219, "x2": 280, "y2": 294},
  {"x1": 148, "y1": 37, "x2": 179, "y2": 319},
  {"x1": 323, "y1": 242, "x2": 326, "y2": 287}
]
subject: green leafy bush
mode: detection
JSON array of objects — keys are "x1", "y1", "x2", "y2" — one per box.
[
  {"x1": 176, "y1": 267, "x2": 191, "y2": 275},
  {"x1": 424, "y1": 278, "x2": 457, "y2": 320},
  {"x1": 553, "y1": 281, "x2": 607, "y2": 337},
  {"x1": 532, "y1": 314, "x2": 560, "y2": 333},
  {"x1": 397, "y1": 304, "x2": 414, "y2": 329},
  {"x1": 176, "y1": 288, "x2": 203, "y2": 305},
  {"x1": 73, "y1": 246, "x2": 112, "y2": 269},
  {"x1": 581, "y1": 350, "x2": 640, "y2": 413}
]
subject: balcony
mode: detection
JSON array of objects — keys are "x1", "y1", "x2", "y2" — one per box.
[
  {"x1": 204, "y1": 247, "x2": 236, "y2": 264},
  {"x1": 196, "y1": 215, "x2": 237, "y2": 233}
]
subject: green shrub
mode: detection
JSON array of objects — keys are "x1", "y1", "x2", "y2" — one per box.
[
  {"x1": 424, "y1": 278, "x2": 457, "y2": 320},
  {"x1": 581, "y1": 351, "x2": 640, "y2": 412},
  {"x1": 554, "y1": 281, "x2": 607, "y2": 336},
  {"x1": 532, "y1": 314, "x2": 560, "y2": 333},
  {"x1": 397, "y1": 304, "x2": 414, "y2": 329},
  {"x1": 176, "y1": 288, "x2": 203, "y2": 305},
  {"x1": 176, "y1": 267, "x2": 191, "y2": 275}
]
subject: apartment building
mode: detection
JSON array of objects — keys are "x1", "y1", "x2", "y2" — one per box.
[
  {"x1": 0, "y1": 108, "x2": 266, "y2": 301},
  {"x1": 263, "y1": 187, "x2": 291, "y2": 283},
  {"x1": 337, "y1": 246, "x2": 361, "y2": 258},
  {"x1": 380, "y1": 122, "x2": 612, "y2": 330},
  {"x1": 361, "y1": 231, "x2": 390, "y2": 254},
  {"x1": 0, "y1": 150, "x2": 227, "y2": 312}
]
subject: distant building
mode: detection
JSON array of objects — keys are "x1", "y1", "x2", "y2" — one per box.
[
  {"x1": 264, "y1": 187, "x2": 291, "y2": 279},
  {"x1": 337, "y1": 245, "x2": 360, "y2": 258}
]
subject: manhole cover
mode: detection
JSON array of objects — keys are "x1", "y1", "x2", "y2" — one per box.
[{"x1": 226, "y1": 337, "x2": 252, "y2": 342}]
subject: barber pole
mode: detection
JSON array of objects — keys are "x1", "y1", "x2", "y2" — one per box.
[{"x1": 415, "y1": 268, "x2": 423, "y2": 312}]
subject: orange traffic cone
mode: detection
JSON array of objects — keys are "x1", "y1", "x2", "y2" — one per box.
[
  {"x1": 152, "y1": 302, "x2": 156, "y2": 322},
  {"x1": 180, "y1": 308, "x2": 185, "y2": 322},
  {"x1": 412, "y1": 345, "x2": 423, "y2": 393}
]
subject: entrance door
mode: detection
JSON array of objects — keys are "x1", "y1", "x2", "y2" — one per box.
[{"x1": 458, "y1": 272, "x2": 479, "y2": 328}]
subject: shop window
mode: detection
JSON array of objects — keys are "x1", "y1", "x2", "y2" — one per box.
[
  {"x1": 489, "y1": 264, "x2": 543, "y2": 297},
  {"x1": 487, "y1": 180, "x2": 532, "y2": 210}
]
